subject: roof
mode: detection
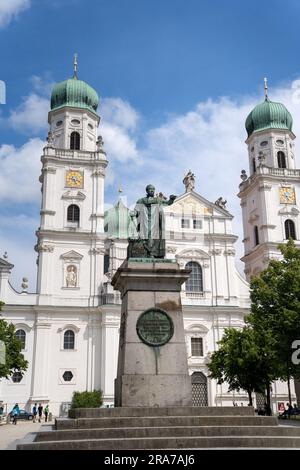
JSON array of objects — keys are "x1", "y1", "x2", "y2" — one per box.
[
  {"x1": 245, "y1": 98, "x2": 293, "y2": 138},
  {"x1": 50, "y1": 78, "x2": 99, "y2": 115}
]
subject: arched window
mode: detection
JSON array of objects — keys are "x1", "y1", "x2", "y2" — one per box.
[
  {"x1": 185, "y1": 262, "x2": 203, "y2": 293},
  {"x1": 254, "y1": 226, "x2": 259, "y2": 246},
  {"x1": 252, "y1": 157, "x2": 256, "y2": 173},
  {"x1": 285, "y1": 219, "x2": 296, "y2": 240},
  {"x1": 15, "y1": 329, "x2": 26, "y2": 349},
  {"x1": 277, "y1": 151, "x2": 286, "y2": 169},
  {"x1": 70, "y1": 131, "x2": 80, "y2": 150},
  {"x1": 67, "y1": 204, "x2": 80, "y2": 223},
  {"x1": 64, "y1": 330, "x2": 75, "y2": 350}
]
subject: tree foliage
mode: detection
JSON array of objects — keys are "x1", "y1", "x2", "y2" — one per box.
[
  {"x1": 247, "y1": 239, "x2": 300, "y2": 403},
  {"x1": 0, "y1": 302, "x2": 28, "y2": 379},
  {"x1": 208, "y1": 327, "x2": 276, "y2": 406},
  {"x1": 208, "y1": 240, "x2": 300, "y2": 412}
]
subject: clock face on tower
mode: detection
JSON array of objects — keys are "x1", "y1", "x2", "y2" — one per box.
[
  {"x1": 279, "y1": 187, "x2": 296, "y2": 204},
  {"x1": 66, "y1": 170, "x2": 83, "y2": 188}
]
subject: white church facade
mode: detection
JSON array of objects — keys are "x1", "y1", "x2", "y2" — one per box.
[{"x1": 0, "y1": 70, "x2": 298, "y2": 416}]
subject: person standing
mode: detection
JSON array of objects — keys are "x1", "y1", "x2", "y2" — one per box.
[
  {"x1": 11, "y1": 403, "x2": 20, "y2": 425},
  {"x1": 38, "y1": 403, "x2": 43, "y2": 423},
  {"x1": 44, "y1": 404, "x2": 49, "y2": 422},
  {"x1": 32, "y1": 403, "x2": 37, "y2": 423}
]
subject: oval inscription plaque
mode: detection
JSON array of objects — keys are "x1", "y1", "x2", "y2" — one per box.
[{"x1": 136, "y1": 308, "x2": 174, "y2": 347}]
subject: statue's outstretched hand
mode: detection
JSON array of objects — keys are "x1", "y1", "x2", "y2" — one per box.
[{"x1": 169, "y1": 195, "x2": 177, "y2": 200}]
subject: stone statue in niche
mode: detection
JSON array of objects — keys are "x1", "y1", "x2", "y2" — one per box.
[{"x1": 66, "y1": 265, "x2": 77, "y2": 287}]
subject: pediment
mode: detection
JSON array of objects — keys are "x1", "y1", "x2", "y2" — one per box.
[
  {"x1": 62, "y1": 190, "x2": 86, "y2": 201},
  {"x1": 176, "y1": 248, "x2": 210, "y2": 260},
  {"x1": 278, "y1": 207, "x2": 299, "y2": 216},
  {"x1": 60, "y1": 250, "x2": 83, "y2": 260},
  {"x1": 166, "y1": 191, "x2": 232, "y2": 218},
  {"x1": 0, "y1": 258, "x2": 14, "y2": 269}
]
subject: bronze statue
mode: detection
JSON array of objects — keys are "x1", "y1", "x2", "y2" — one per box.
[{"x1": 128, "y1": 184, "x2": 176, "y2": 258}]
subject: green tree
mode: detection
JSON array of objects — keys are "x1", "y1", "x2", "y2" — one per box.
[
  {"x1": 0, "y1": 302, "x2": 28, "y2": 379},
  {"x1": 208, "y1": 327, "x2": 277, "y2": 408},
  {"x1": 248, "y1": 239, "x2": 300, "y2": 406}
]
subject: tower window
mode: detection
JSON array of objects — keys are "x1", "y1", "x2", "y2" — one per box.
[
  {"x1": 67, "y1": 204, "x2": 80, "y2": 223},
  {"x1": 191, "y1": 337, "x2": 203, "y2": 357},
  {"x1": 277, "y1": 151, "x2": 286, "y2": 169},
  {"x1": 285, "y1": 219, "x2": 296, "y2": 240},
  {"x1": 104, "y1": 254, "x2": 110, "y2": 274},
  {"x1": 70, "y1": 131, "x2": 80, "y2": 150},
  {"x1": 252, "y1": 157, "x2": 256, "y2": 173},
  {"x1": 15, "y1": 329, "x2": 26, "y2": 349},
  {"x1": 64, "y1": 330, "x2": 75, "y2": 350},
  {"x1": 254, "y1": 226, "x2": 259, "y2": 246},
  {"x1": 185, "y1": 261, "x2": 203, "y2": 293}
]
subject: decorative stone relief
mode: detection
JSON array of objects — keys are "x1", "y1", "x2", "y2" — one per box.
[
  {"x1": 89, "y1": 248, "x2": 105, "y2": 255},
  {"x1": 209, "y1": 248, "x2": 222, "y2": 256},
  {"x1": 35, "y1": 243, "x2": 54, "y2": 253},
  {"x1": 166, "y1": 246, "x2": 177, "y2": 254},
  {"x1": 224, "y1": 248, "x2": 235, "y2": 256},
  {"x1": 43, "y1": 166, "x2": 56, "y2": 174},
  {"x1": 258, "y1": 184, "x2": 272, "y2": 192},
  {"x1": 62, "y1": 190, "x2": 86, "y2": 201},
  {"x1": 92, "y1": 169, "x2": 105, "y2": 177}
]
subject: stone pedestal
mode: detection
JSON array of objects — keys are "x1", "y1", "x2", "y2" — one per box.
[{"x1": 111, "y1": 259, "x2": 192, "y2": 407}]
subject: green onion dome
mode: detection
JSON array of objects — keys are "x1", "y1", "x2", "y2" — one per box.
[
  {"x1": 50, "y1": 77, "x2": 99, "y2": 115},
  {"x1": 104, "y1": 200, "x2": 137, "y2": 239},
  {"x1": 245, "y1": 97, "x2": 293, "y2": 138}
]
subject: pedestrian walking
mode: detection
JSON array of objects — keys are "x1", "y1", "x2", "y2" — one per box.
[
  {"x1": 44, "y1": 404, "x2": 49, "y2": 422},
  {"x1": 11, "y1": 403, "x2": 20, "y2": 425},
  {"x1": 32, "y1": 403, "x2": 37, "y2": 423},
  {"x1": 38, "y1": 403, "x2": 43, "y2": 423}
]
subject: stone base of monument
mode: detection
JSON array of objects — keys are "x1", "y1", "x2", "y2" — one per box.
[
  {"x1": 112, "y1": 259, "x2": 192, "y2": 407},
  {"x1": 16, "y1": 407, "x2": 300, "y2": 449}
]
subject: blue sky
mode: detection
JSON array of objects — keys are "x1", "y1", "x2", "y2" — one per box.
[{"x1": 1, "y1": 0, "x2": 300, "y2": 289}]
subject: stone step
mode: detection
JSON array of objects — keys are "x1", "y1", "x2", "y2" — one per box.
[
  {"x1": 35, "y1": 425, "x2": 300, "y2": 442},
  {"x1": 56, "y1": 415, "x2": 278, "y2": 430},
  {"x1": 17, "y1": 435, "x2": 300, "y2": 450},
  {"x1": 68, "y1": 406, "x2": 254, "y2": 419}
]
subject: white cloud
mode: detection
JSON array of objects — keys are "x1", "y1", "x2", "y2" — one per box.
[
  {"x1": 99, "y1": 98, "x2": 140, "y2": 169},
  {"x1": 0, "y1": 0, "x2": 30, "y2": 28},
  {"x1": 101, "y1": 122, "x2": 139, "y2": 162},
  {"x1": 9, "y1": 93, "x2": 49, "y2": 134},
  {"x1": 101, "y1": 98, "x2": 139, "y2": 131},
  {"x1": 0, "y1": 138, "x2": 44, "y2": 202}
]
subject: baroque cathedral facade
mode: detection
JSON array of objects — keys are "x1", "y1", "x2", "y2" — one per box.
[{"x1": 0, "y1": 71, "x2": 299, "y2": 416}]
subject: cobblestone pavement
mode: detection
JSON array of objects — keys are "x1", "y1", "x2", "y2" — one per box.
[{"x1": 0, "y1": 420, "x2": 53, "y2": 450}]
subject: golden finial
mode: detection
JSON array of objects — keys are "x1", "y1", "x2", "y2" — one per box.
[
  {"x1": 264, "y1": 77, "x2": 268, "y2": 99},
  {"x1": 73, "y1": 53, "x2": 78, "y2": 79}
]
